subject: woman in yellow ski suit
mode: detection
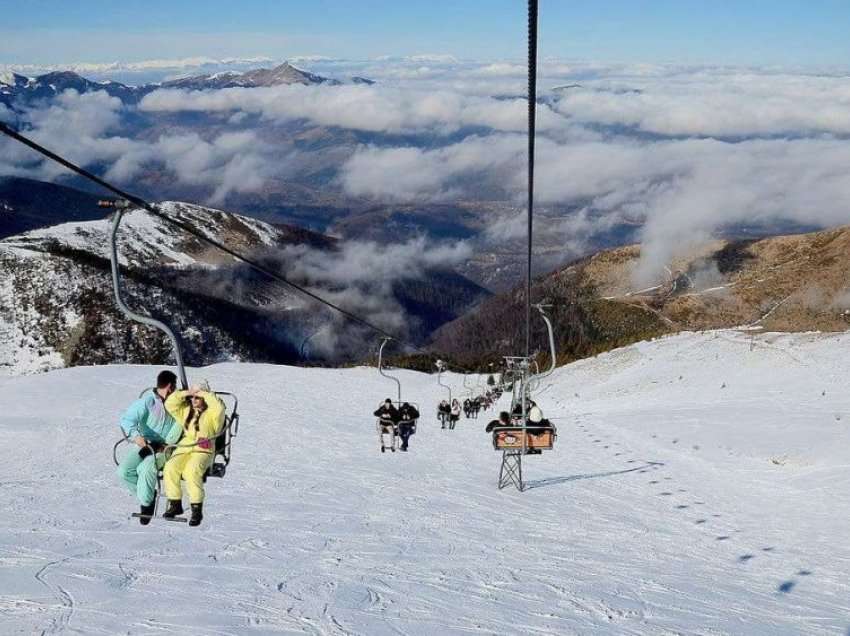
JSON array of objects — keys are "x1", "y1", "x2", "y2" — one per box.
[{"x1": 162, "y1": 384, "x2": 225, "y2": 526}]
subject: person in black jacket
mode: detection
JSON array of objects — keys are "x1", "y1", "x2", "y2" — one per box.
[
  {"x1": 485, "y1": 411, "x2": 511, "y2": 433},
  {"x1": 437, "y1": 400, "x2": 451, "y2": 429},
  {"x1": 374, "y1": 399, "x2": 400, "y2": 452},
  {"x1": 397, "y1": 402, "x2": 419, "y2": 451}
]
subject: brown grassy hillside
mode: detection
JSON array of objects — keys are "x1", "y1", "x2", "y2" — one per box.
[{"x1": 432, "y1": 227, "x2": 850, "y2": 368}]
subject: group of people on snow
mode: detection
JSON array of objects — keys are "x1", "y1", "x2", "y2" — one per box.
[
  {"x1": 116, "y1": 370, "x2": 225, "y2": 527},
  {"x1": 374, "y1": 399, "x2": 420, "y2": 451}
]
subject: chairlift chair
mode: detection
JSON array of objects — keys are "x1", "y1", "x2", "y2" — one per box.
[
  {"x1": 106, "y1": 199, "x2": 240, "y2": 521},
  {"x1": 435, "y1": 359, "x2": 456, "y2": 429},
  {"x1": 375, "y1": 338, "x2": 419, "y2": 452}
]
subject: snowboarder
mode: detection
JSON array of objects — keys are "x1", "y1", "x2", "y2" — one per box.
[
  {"x1": 115, "y1": 370, "x2": 181, "y2": 525},
  {"x1": 162, "y1": 381, "x2": 226, "y2": 526},
  {"x1": 374, "y1": 399, "x2": 400, "y2": 452},
  {"x1": 397, "y1": 402, "x2": 420, "y2": 451}
]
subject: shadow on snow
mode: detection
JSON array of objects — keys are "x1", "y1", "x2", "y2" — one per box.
[{"x1": 525, "y1": 462, "x2": 665, "y2": 490}]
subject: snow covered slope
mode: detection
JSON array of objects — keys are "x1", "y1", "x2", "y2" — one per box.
[
  {"x1": 0, "y1": 201, "x2": 307, "y2": 375},
  {"x1": 0, "y1": 330, "x2": 848, "y2": 634}
]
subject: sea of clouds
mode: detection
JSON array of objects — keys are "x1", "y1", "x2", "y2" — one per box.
[{"x1": 4, "y1": 56, "x2": 850, "y2": 283}]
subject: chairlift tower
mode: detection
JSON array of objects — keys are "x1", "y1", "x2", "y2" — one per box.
[{"x1": 493, "y1": 305, "x2": 557, "y2": 491}]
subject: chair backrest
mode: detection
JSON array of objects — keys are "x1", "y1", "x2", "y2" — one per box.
[
  {"x1": 492, "y1": 426, "x2": 556, "y2": 451},
  {"x1": 208, "y1": 392, "x2": 238, "y2": 478}
]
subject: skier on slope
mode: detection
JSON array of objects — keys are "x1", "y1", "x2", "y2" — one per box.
[
  {"x1": 162, "y1": 381, "x2": 226, "y2": 527},
  {"x1": 397, "y1": 402, "x2": 420, "y2": 451},
  {"x1": 116, "y1": 370, "x2": 181, "y2": 525},
  {"x1": 449, "y1": 399, "x2": 461, "y2": 429}
]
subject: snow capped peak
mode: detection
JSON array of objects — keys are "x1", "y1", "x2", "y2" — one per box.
[
  {"x1": 1, "y1": 200, "x2": 283, "y2": 268},
  {"x1": 0, "y1": 71, "x2": 18, "y2": 85}
]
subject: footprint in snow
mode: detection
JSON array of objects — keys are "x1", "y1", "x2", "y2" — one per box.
[
  {"x1": 716, "y1": 535, "x2": 731, "y2": 541},
  {"x1": 778, "y1": 580, "x2": 796, "y2": 593},
  {"x1": 675, "y1": 505, "x2": 689, "y2": 510},
  {"x1": 738, "y1": 554, "x2": 754, "y2": 563}
]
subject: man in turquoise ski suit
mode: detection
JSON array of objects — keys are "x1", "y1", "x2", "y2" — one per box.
[{"x1": 116, "y1": 370, "x2": 182, "y2": 524}]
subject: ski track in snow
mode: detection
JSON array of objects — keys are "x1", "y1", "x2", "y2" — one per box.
[{"x1": 0, "y1": 330, "x2": 849, "y2": 634}]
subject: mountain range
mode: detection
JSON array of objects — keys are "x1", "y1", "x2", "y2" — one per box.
[{"x1": 0, "y1": 62, "x2": 367, "y2": 109}]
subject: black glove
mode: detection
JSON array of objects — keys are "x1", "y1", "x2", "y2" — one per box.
[{"x1": 138, "y1": 441, "x2": 165, "y2": 459}]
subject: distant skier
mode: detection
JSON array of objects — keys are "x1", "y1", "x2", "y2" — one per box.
[
  {"x1": 115, "y1": 370, "x2": 181, "y2": 525},
  {"x1": 374, "y1": 399, "x2": 400, "y2": 452},
  {"x1": 450, "y1": 399, "x2": 461, "y2": 429},
  {"x1": 437, "y1": 400, "x2": 451, "y2": 429},
  {"x1": 162, "y1": 381, "x2": 226, "y2": 526},
  {"x1": 463, "y1": 398, "x2": 472, "y2": 418},
  {"x1": 397, "y1": 402, "x2": 420, "y2": 451}
]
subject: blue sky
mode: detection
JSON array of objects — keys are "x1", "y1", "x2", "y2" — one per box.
[{"x1": 2, "y1": 0, "x2": 850, "y2": 67}]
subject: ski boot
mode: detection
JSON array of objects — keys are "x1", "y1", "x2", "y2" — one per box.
[
  {"x1": 163, "y1": 499, "x2": 184, "y2": 519},
  {"x1": 189, "y1": 503, "x2": 203, "y2": 527},
  {"x1": 139, "y1": 502, "x2": 155, "y2": 526}
]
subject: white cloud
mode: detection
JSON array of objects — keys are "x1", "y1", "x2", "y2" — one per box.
[
  {"x1": 340, "y1": 135, "x2": 526, "y2": 200},
  {"x1": 140, "y1": 83, "x2": 565, "y2": 135},
  {"x1": 338, "y1": 132, "x2": 850, "y2": 283},
  {"x1": 552, "y1": 71, "x2": 850, "y2": 137},
  {"x1": 8, "y1": 58, "x2": 850, "y2": 288},
  {"x1": 0, "y1": 57, "x2": 276, "y2": 82},
  {"x1": 0, "y1": 89, "x2": 275, "y2": 203}
]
